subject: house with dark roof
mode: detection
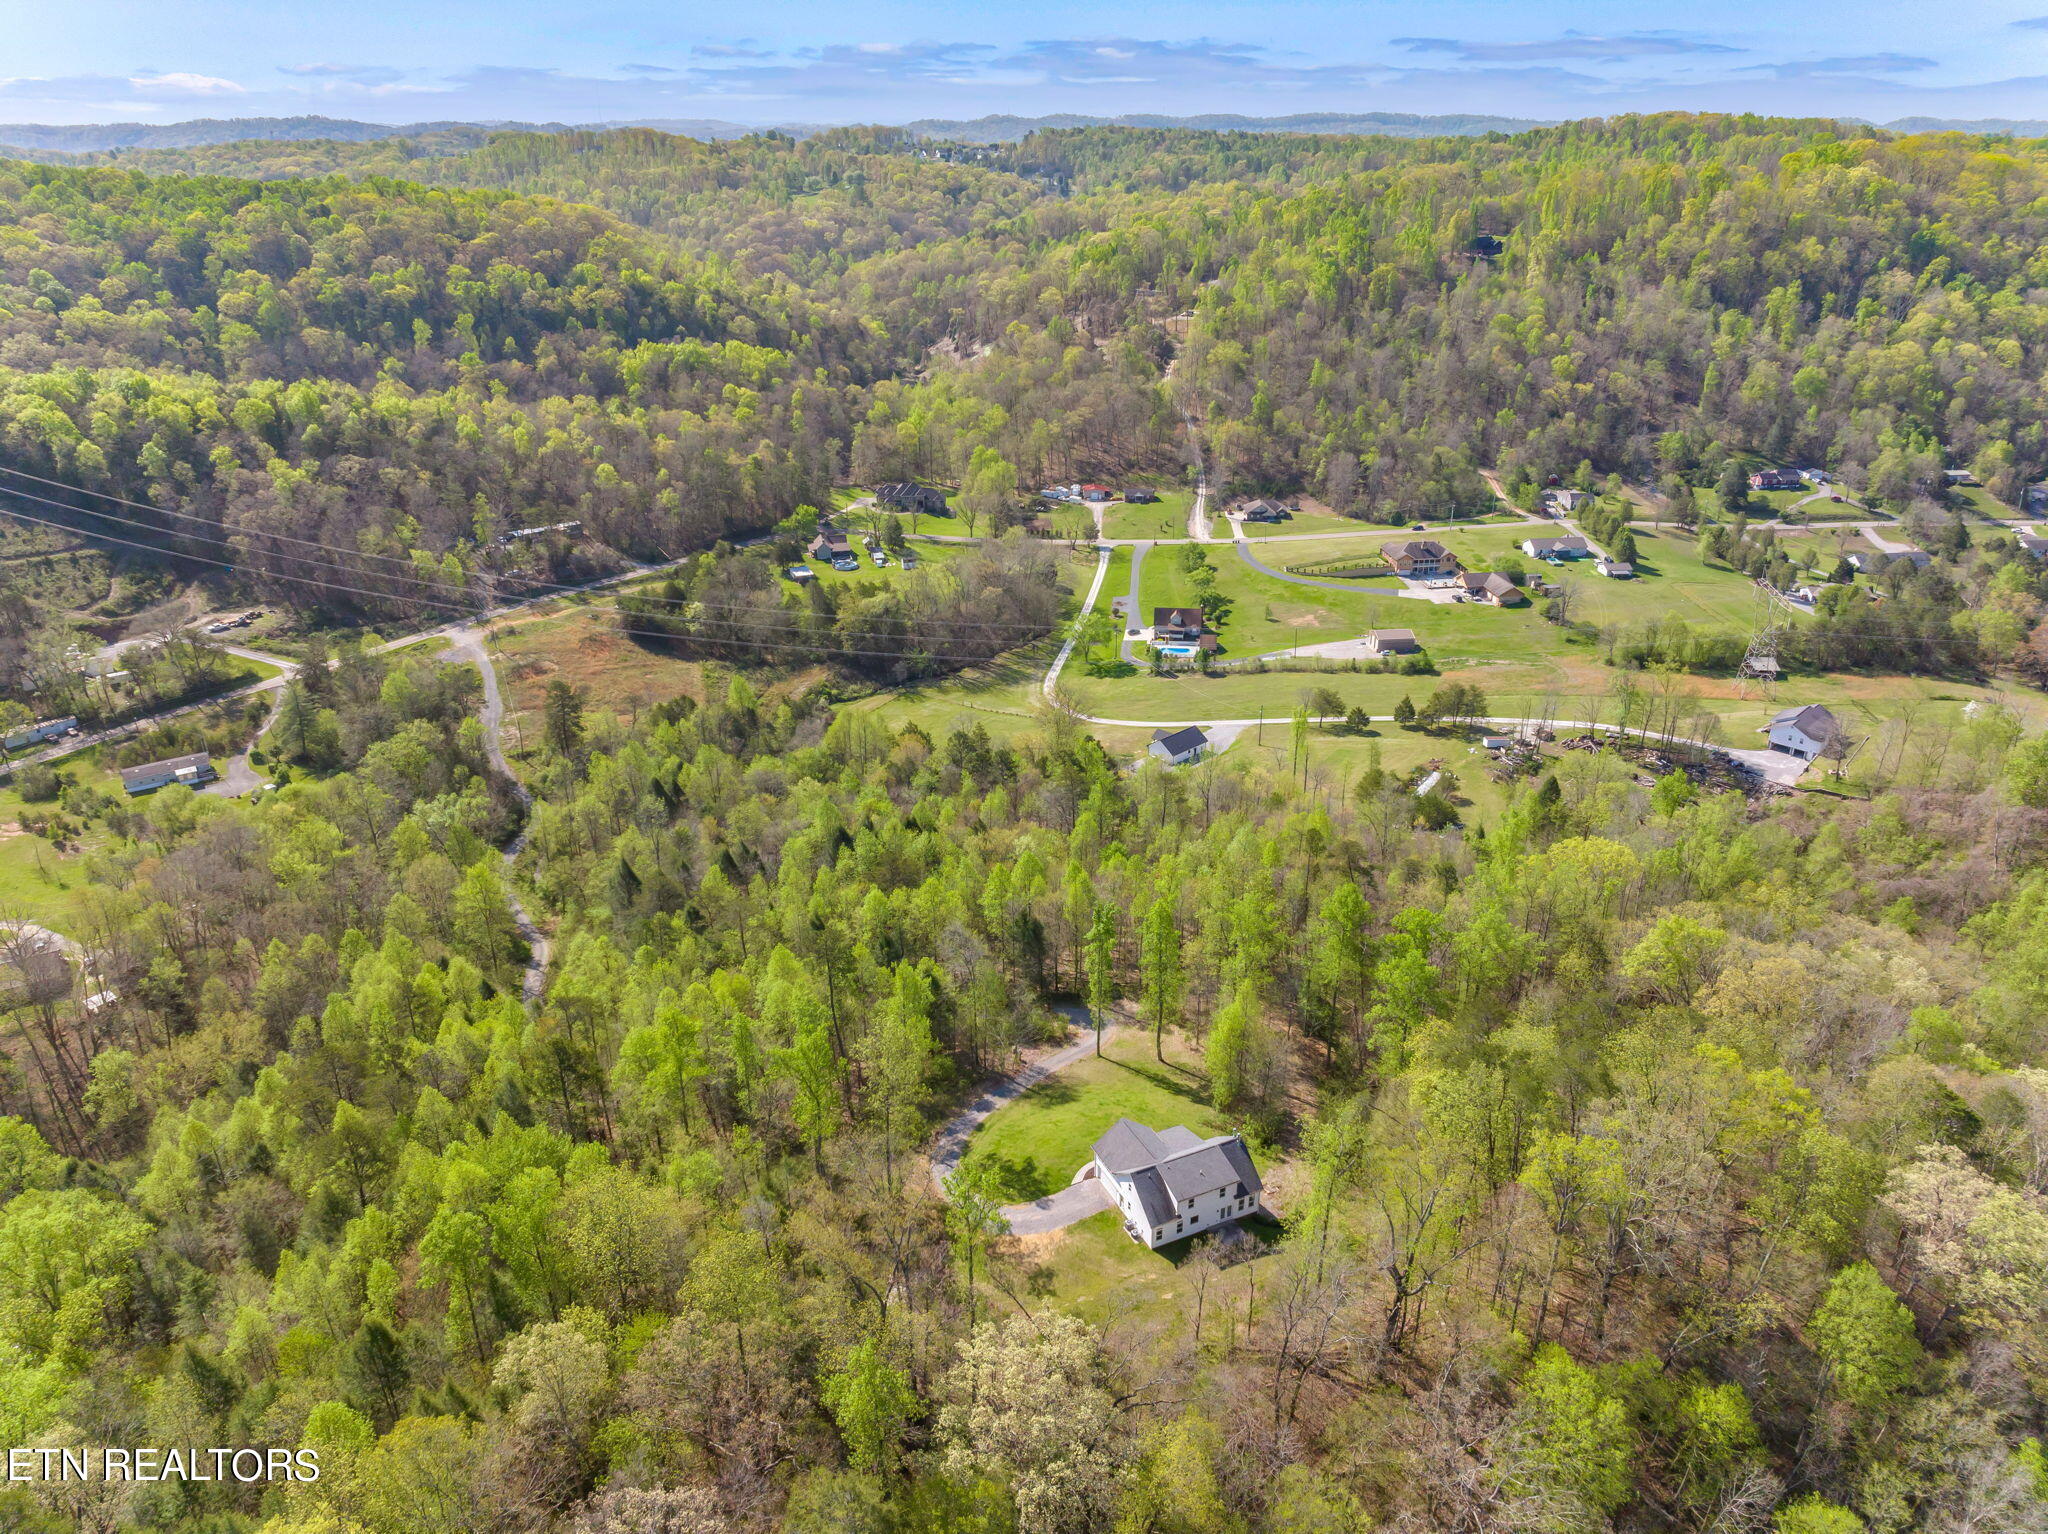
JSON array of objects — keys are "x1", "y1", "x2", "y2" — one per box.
[
  {"x1": 809, "y1": 527, "x2": 853, "y2": 561},
  {"x1": 119, "y1": 753, "x2": 216, "y2": 796},
  {"x1": 1088, "y1": 1118, "x2": 1264, "y2": 1248},
  {"x1": 874, "y1": 482, "x2": 950, "y2": 515},
  {"x1": 1148, "y1": 726, "x2": 1210, "y2": 766},
  {"x1": 1151, "y1": 606, "x2": 1206, "y2": 641},
  {"x1": 1750, "y1": 468, "x2": 1803, "y2": 492},
  {"x1": 1764, "y1": 704, "x2": 1842, "y2": 761},
  {"x1": 1594, "y1": 558, "x2": 1634, "y2": 579},
  {"x1": 1380, "y1": 539, "x2": 1459, "y2": 578},
  {"x1": 1457, "y1": 570, "x2": 1525, "y2": 605},
  {"x1": 1121, "y1": 488, "x2": 1159, "y2": 503},
  {"x1": 1238, "y1": 499, "x2": 1290, "y2": 523},
  {"x1": 1521, "y1": 534, "x2": 1591, "y2": 560}
]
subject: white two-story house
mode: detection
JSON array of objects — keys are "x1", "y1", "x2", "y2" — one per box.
[
  {"x1": 1764, "y1": 703, "x2": 1842, "y2": 761},
  {"x1": 1087, "y1": 1118, "x2": 1265, "y2": 1248}
]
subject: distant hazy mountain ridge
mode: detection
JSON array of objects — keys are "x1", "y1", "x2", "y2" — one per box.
[
  {"x1": 0, "y1": 109, "x2": 1547, "y2": 157},
  {"x1": 3, "y1": 110, "x2": 2045, "y2": 161}
]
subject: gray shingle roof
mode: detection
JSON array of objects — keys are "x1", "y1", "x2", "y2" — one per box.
[
  {"x1": 1152, "y1": 726, "x2": 1209, "y2": 756},
  {"x1": 1091, "y1": 1117, "x2": 1264, "y2": 1222},
  {"x1": 1093, "y1": 1117, "x2": 1168, "y2": 1173},
  {"x1": 1770, "y1": 703, "x2": 1838, "y2": 736}
]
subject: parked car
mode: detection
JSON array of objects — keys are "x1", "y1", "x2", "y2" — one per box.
[
  {"x1": 900, "y1": 552, "x2": 919, "y2": 568},
  {"x1": 787, "y1": 564, "x2": 815, "y2": 582},
  {"x1": 871, "y1": 550, "x2": 889, "y2": 566},
  {"x1": 1411, "y1": 522, "x2": 1428, "y2": 531}
]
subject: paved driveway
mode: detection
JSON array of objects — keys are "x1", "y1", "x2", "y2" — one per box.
[
  {"x1": 1725, "y1": 746, "x2": 1810, "y2": 787},
  {"x1": 930, "y1": 1003, "x2": 1106, "y2": 1190},
  {"x1": 927, "y1": 1006, "x2": 1138, "y2": 1238},
  {"x1": 1005, "y1": 1178, "x2": 1114, "y2": 1235}
]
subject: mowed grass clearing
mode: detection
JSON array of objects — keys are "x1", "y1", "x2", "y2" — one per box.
[
  {"x1": 1236, "y1": 503, "x2": 1378, "y2": 539},
  {"x1": 1099, "y1": 490, "x2": 1193, "y2": 541},
  {"x1": 1547, "y1": 526, "x2": 1783, "y2": 630},
  {"x1": 962, "y1": 1024, "x2": 1228, "y2": 1200}
]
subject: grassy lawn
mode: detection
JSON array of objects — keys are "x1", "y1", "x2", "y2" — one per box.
[
  {"x1": 1548, "y1": 526, "x2": 1780, "y2": 631},
  {"x1": 1134, "y1": 546, "x2": 1411, "y2": 658},
  {"x1": 1136, "y1": 544, "x2": 1209, "y2": 618},
  {"x1": 1018, "y1": 1205, "x2": 1286, "y2": 1336},
  {"x1": 0, "y1": 748, "x2": 132, "y2": 936},
  {"x1": 963, "y1": 1025, "x2": 1229, "y2": 1200},
  {"x1": 1237, "y1": 504, "x2": 1378, "y2": 539},
  {"x1": 1099, "y1": 490, "x2": 1192, "y2": 541},
  {"x1": 1242, "y1": 535, "x2": 1409, "y2": 572},
  {"x1": 1946, "y1": 485, "x2": 2012, "y2": 521},
  {"x1": 0, "y1": 788, "x2": 104, "y2": 935},
  {"x1": 1773, "y1": 499, "x2": 1883, "y2": 525},
  {"x1": 1224, "y1": 724, "x2": 1520, "y2": 822}
]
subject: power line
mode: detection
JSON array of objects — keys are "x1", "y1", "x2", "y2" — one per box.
[
  {"x1": 0, "y1": 500, "x2": 489, "y2": 616},
  {"x1": 0, "y1": 462, "x2": 435, "y2": 572},
  {"x1": 0, "y1": 468, "x2": 1058, "y2": 634},
  {"x1": 0, "y1": 502, "x2": 1053, "y2": 667}
]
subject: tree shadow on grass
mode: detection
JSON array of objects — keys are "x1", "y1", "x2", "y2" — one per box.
[
  {"x1": 1015, "y1": 1076, "x2": 1079, "y2": 1107},
  {"x1": 1104, "y1": 1052, "x2": 1211, "y2": 1110},
  {"x1": 1147, "y1": 1211, "x2": 1287, "y2": 1267}
]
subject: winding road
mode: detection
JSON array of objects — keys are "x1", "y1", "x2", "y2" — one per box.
[
  {"x1": 20, "y1": 557, "x2": 693, "y2": 774},
  {"x1": 445, "y1": 629, "x2": 552, "y2": 1007},
  {"x1": 1230, "y1": 538, "x2": 1384, "y2": 593}
]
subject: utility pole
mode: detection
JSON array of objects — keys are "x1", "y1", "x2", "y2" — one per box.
[{"x1": 1737, "y1": 591, "x2": 1782, "y2": 701}]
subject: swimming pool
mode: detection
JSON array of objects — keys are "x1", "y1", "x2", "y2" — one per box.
[{"x1": 1157, "y1": 643, "x2": 1201, "y2": 657}]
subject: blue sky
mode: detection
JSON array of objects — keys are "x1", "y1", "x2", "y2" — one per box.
[{"x1": 9, "y1": 1, "x2": 2048, "y2": 125}]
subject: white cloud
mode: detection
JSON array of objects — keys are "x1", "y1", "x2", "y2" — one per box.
[{"x1": 128, "y1": 72, "x2": 245, "y2": 96}]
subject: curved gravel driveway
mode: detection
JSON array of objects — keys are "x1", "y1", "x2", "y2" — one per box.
[{"x1": 931, "y1": 1003, "x2": 1125, "y2": 1235}]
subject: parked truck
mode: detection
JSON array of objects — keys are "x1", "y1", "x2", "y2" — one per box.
[{"x1": 3, "y1": 717, "x2": 78, "y2": 752}]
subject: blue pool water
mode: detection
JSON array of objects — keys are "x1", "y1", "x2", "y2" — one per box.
[{"x1": 1158, "y1": 643, "x2": 1201, "y2": 657}]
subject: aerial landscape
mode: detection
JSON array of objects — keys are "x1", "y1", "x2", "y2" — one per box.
[{"x1": 9, "y1": 2, "x2": 2048, "y2": 1532}]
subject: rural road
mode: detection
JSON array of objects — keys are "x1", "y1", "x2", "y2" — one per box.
[
  {"x1": 203, "y1": 689, "x2": 285, "y2": 798},
  {"x1": 1043, "y1": 548, "x2": 1115, "y2": 702},
  {"x1": 930, "y1": 1002, "x2": 1124, "y2": 1235},
  {"x1": 1118, "y1": 542, "x2": 1151, "y2": 664},
  {"x1": 21, "y1": 557, "x2": 694, "y2": 774},
  {"x1": 444, "y1": 630, "x2": 552, "y2": 1007}
]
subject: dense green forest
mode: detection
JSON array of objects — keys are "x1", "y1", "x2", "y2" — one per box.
[
  {"x1": 8, "y1": 115, "x2": 2048, "y2": 652},
  {"x1": 10, "y1": 645, "x2": 2048, "y2": 1534},
  {"x1": 14, "y1": 113, "x2": 2048, "y2": 1534}
]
